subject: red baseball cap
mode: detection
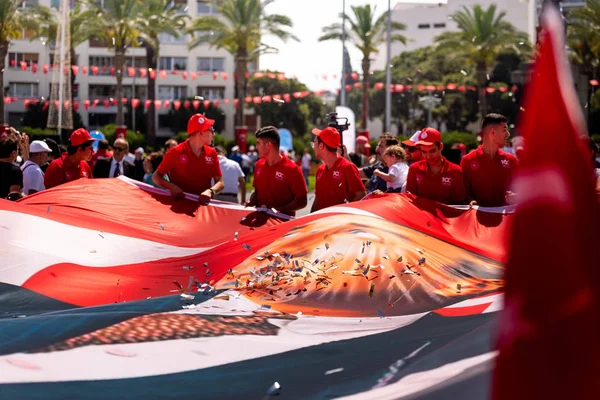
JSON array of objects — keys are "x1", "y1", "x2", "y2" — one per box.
[
  {"x1": 415, "y1": 127, "x2": 442, "y2": 146},
  {"x1": 355, "y1": 135, "x2": 369, "y2": 144},
  {"x1": 187, "y1": 114, "x2": 215, "y2": 136},
  {"x1": 402, "y1": 131, "x2": 421, "y2": 147},
  {"x1": 312, "y1": 127, "x2": 341, "y2": 148},
  {"x1": 69, "y1": 128, "x2": 97, "y2": 147}
]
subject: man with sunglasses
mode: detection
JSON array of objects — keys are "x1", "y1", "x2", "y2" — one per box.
[
  {"x1": 402, "y1": 131, "x2": 424, "y2": 165},
  {"x1": 93, "y1": 138, "x2": 135, "y2": 179},
  {"x1": 153, "y1": 114, "x2": 223, "y2": 204},
  {"x1": 45, "y1": 128, "x2": 96, "y2": 189},
  {"x1": 406, "y1": 128, "x2": 466, "y2": 205},
  {"x1": 460, "y1": 113, "x2": 518, "y2": 207}
]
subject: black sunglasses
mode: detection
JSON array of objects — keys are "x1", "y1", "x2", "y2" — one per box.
[{"x1": 113, "y1": 147, "x2": 127, "y2": 152}]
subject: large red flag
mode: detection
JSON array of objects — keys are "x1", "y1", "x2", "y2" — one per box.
[{"x1": 493, "y1": 6, "x2": 600, "y2": 400}]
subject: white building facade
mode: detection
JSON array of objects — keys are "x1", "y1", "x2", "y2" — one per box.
[{"x1": 4, "y1": 0, "x2": 239, "y2": 139}]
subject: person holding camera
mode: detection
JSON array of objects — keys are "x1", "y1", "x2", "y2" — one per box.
[
  {"x1": 311, "y1": 127, "x2": 366, "y2": 212},
  {"x1": 45, "y1": 128, "x2": 96, "y2": 189},
  {"x1": 246, "y1": 126, "x2": 307, "y2": 216}
]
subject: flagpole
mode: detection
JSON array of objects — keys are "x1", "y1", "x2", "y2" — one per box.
[
  {"x1": 385, "y1": 0, "x2": 392, "y2": 133},
  {"x1": 340, "y1": 0, "x2": 347, "y2": 107}
]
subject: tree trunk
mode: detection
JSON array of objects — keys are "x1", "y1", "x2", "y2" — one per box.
[
  {"x1": 476, "y1": 61, "x2": 487, "y2": 119},
  {"x1": 361, "y1": 56, "x2": 370, "y2": 130},
  {"x1": 0, "y1": 42, "x2": 7, "y2": 126},
  {"x1": 235, "y1": 49, "x2": 248, "y2": 127},
  {"x1": 115, "y1": 47, "x2": 125, "y2": 126},
  {"x1": 70, "y1": 47, "x2": 77, "y2": 105},
  {"x1": 145, "y1": 41, "x2": 157, "y2": 146}
]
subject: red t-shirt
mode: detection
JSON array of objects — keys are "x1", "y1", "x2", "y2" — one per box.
[
  {"x1": 44, "y1": 153, "x2": 94, "y2": 189},
  {"x1": 314, "y1": 156, "x2": 366, "y2": 211},
  {"x1": 89, "y1": 149, "x2": 113, "y2": 169},
  {"x1": 460, "y1": 146, "x2": 519, "y2": 207},
  {"x1": 253, "y1": 155, "x2": 307, "y2": 215},
  {"x1": 406, "y1": 157, "x2": 466, "y2": 205},
  {"x1": 156, "y1": 141, "x2": 222, "y2": 196}
]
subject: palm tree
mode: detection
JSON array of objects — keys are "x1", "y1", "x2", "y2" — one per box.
[
  {"x1": 186, "y1": 0, "x2": 298, "y2": 127},
  {"x1": 138, "y1": 0, "x2": 188, "y2": 146},
  {"x1": 319, "y1": 5, "x2": 407, "y2": 129},
  {"x1": 0, "y1": 0, "x2": 48, "y2": 125},
  {"x1": 33, "y1": 4, "x2": 99, "y2": 109},
  {"x1": 435, "y1": 4, "x2": 530, "y2": 117},
  {"x1": 567, "y1": 0, "x2": 600, "y2": 129},
  {"x1": 85, "y1": 0, "x2": 145, "y2": 127}
]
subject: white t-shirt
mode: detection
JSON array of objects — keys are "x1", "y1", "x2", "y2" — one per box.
[
  {"x1": 21, "y1": 160, "x2": 45, "y2": 195},
  {"x1": 214, "y1": 155, "x2": 244, "y2": 194},
  {"x1": 387, "y1": 161, "x2": 409, "y2": 191},
  {"x1": 302, "y1": 153, "x2": 312, "y2": 169}
]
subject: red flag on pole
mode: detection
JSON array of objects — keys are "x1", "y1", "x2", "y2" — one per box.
[{"x1": 493, "y1": 6, "x2": 600, "y2": 400}]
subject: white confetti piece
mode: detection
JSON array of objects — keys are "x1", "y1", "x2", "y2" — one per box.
[{"x1": 325, "y1": 367, "x2": 344, "y2": 375}]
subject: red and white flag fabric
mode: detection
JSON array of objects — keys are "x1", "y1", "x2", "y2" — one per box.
[{"x1": 493, "y1": 6, "x2": 600, "y2": 400}]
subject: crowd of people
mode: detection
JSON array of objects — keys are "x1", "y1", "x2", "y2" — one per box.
[{"x1": 1, "y1": 112, "x2": 599, "y2": 211}]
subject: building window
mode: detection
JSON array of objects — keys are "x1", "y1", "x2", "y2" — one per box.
[
  {"x1": 124, "y1": 86, "x2": 147, "y2": 99},
  {"x1": 418, "y1": 23, "x2": 430, "y2": 29},
  {"x1": 159, "y1": 57, "x2": 188, "y2": 71},
  {"x1": 197, "y1": 0, "x2": 217, "y2": 14},
  {"x1": 10, "y1": 82, "x2": 38, "y2": 97},
  {"x1": 8, "y1": 53, "x2": 38, "y2": 68},
  {"x1": 89, "y1": 85, "x2": 115, "y2": 99},
  {"x1": 158, "y1": 32, "x2": 187, "y2": 44},
  {"x1": 196, "y1": 57, "x2": 225, "y2": 72},
  {"x1": 88, "y1": 113, "x2": 117, "y2": 127},
  {"x1": 433, "y1": 23, "x2": 446, "y2": 28},
  {"x1": 158, "y1": 86, "x2": 187, "y2": 100},
  {"x1": 88, "y1": 56, "x2": 115, "y2": 75},
  {"x1": 50, "y1": 0, "x2": 76, "y2": 9},
  {"x1": 197, "y1": 86, "x2": 225, "y2": 100}
]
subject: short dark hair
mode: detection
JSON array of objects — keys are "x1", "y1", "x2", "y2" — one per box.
[
  {"x1": 98, "y1": 139, "x2": 109, "y2": 150},
  {"x1": 67, "y1": 141, "x2": 93, "y2": 156},
  {"x1": 255, "y1": 126, "x2": 280, "y2": 148},
  {"x1": 379, "y1": 133, "x2": 399, "y2": 147},
  {"x1": 316, "y1": 136, "x2": 337, "y2": 153},
  {"x1": 44, "y1": 138, "x2": 61, "y2": 158},
  {"x1": 214, "y1": 146, "x2": 226, "y2": 155},
  {"x1": 149, "y1": 151, "x2": 164, "y2": 171},
  {"x1": 482, "y1": 113, "x2": 508, "y2": 130},
  {"x1": 0, "y1": 137, "x2": 19, "y2": 158}
]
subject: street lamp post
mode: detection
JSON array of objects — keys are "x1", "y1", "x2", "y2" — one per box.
[
  {"x1": 340, "y1": 0, "x2": 347, "y2": 107},
  {"x1": 385, "y1": 0, "x2": 392, "y2": 133}
]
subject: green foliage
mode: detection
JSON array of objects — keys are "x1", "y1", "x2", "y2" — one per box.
[
  {"x1": 248, "y1": 75, "x2": 326, "y2": 137},
  {"x1": 441, "y1": 131, "x2": 479, "y2": 150},
  {"x1": 100, "y1": 124, "x2": 146, "y2": 150},
  {"x1": 20, "y1": 127, "x2": 60, "y2": 141}
]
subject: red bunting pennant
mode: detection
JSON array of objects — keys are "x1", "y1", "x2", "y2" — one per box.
[
  {"x1": 163, "y1": 100, "x2": 171, "y2": 109},
  {"x1": 511, "y1": 85, "x2": 518, "y2": 92},
  {"x1": 192, "y1": 100, "x2": 200, "y2": 109},
  {"x1": 293, "y1": 92, "x2": 302, "y2": 98},
  {"x1": 42, "y1": 101, "x2": 49, "y2": 111},
  {"x1": 24, "y1": 99, "x2": 30, "y2": 108},
  {"x1": 203, "y1": 100, "x2": 210, "y2": 109},
  {"x1": 173, "y1": 100, "x2": 181, "y2": 110},
  {"x1": 83, "y1": 100, "x2": 90, "y2": 110},
  {"x1": 221, "y1": 72, "x2": 228, "y2": 80},
  {"x1": 182, "y1": 71, "x2": 188, "y2": 80},
  {"x1": 63, "y1": 100, "x2": 70, "y2": 109},
  {"x1": 283, "y1": 94, "x2": 291, "y2": 102},
  {"x1": 111, "y1": 98, "x2": 117, "y2": 106},
  {"x1": 254, "y1": 72, "x2": 264, "y2": 78},
  {"x1": 351, "y1": 72, "x2": 359, "y2": 80},
  {"x1": 253, "y1": 96, "x2": 262, "y2": 104},
  {"x1": 103, "y1": 99, "x2": 110, "y2": 108},
  {"x1": 277, "y1": 73, "x2": 285, "y2": 81},
  {"x1": 91, "y1": 66, "x2": 99, "y2": 75},
  {"x1": 395, "y1": 84, "x2": 404, "y2": 92},
  {"x1": 53, "y1": 100, "x2": 60, "y2": 109},
  {"x1": 234, "y1": 99, "x2": 239, "y2": 107},
  {"x1": 213, "y1": 100, "x2": 220, "y2": 107},
  {"x1": 446, "y1": 83, "x2": 457, "y2": 90},
  {"x1": 82, "y1": 66, "x2": 88, "y2": 75},
  {"x1": 43, "y1": 64, "x2": 49, "y2": 74},
  {"x1": 245, "y1": 97, "x2": 252, "y2": 103},
  {"x1": 154, "y1": 100, "x2": 162, "y2": 109},
  {"x1": 374, "y1": 82, "x2": 384, "y2": 90},
  {"x1": 131, "y1": 98, "x2": 140, "y2": 108},
  {"x1": 183, "y1": 100, "x2": 190, "y2": 109},
  {"x1": 191, "y1": 72, "x2": 196, "y2": 81},
  {"x1": 31, "y1": 63, "x2": 37, "y2": 74},
  {"x1": 149, "y1": 69, "x2": 156, "y2": 80},
  {"x1": 10, "y1": 60, "x2": 16, "y2": 67},
  {"x1": 273, "y1": 94, "x2": 282, "y2": 101},
  {"x1": 20, "y1": 61, "x2": 27, "y2": 71},
  {"x1": 73, "y1": 101, "x2": 79, "y2": 111},
  {"x1": 222, "y1": 99, "x2": 230, "y2": 104},
  {"x1": 591, "y1": 79, "x2": 599, "y2": 86},
  {"x1": 499, "y1": 87, "x2": 508, "y2": 93},
  {"x1": 121, "y1": 98, "x2": 128, "y2": 104},
  {"x1": 171, "y1": 70, "x2": 179, "y2": 75},
  {"x1": 244, "y1": 72, "x2": 249, "y2": 79},
  {"x1": 109, "y1": 66, "x2": 115, "y2": 76},
  {"x1": 71, "y1": 65, "x2": 79, "y2": 75},
  {"x1": 262, "y1": 96, "x2": 272, "y2": 102},
  {"x1": 213, "y1": 72, "x2": 219, "y2": 80},
  {"x1": 267, "y1": 73, "x2": 275, "y2": 79},
  {"x1": 353, "y1": 82, "x2": 361, "y2": 88},
  {"x1": 144, "y1": 100, "x2": 152, "y2": 110},
  {"x1": 128, "y1": 67, "x2": 136, "y2": 77},
  {"x1": 345, "y1": 84, "x2": 351, "y2": 91},
  {"x1": 92, "y1": 99, "x2": 100, "y2": 108},
  {"x1": 139, "y1": 68, "x2": 147, "y2": 78},
  {"x1": 159, "y1": 70, "x2": 167, "y2": 79}
]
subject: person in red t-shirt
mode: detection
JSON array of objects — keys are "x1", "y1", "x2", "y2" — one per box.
[
  {"x1": 406, "y1": 128, "x2": 466, "y2": 205},
  {"x1": 44, "y1": 128, "x2": 96, "y2": 189},
  {"x1": 460, "y1": 113, "x2": 519, "y2": 207},
  {"x1": 311, "y1": 127, "x2": 366, "y2": 212},
  {"x1": 246, "y1": 126, "x2": 307, "y2": 216},
  {"x1": 153, "y1": 114, "x2": 223, "y2": 204}
]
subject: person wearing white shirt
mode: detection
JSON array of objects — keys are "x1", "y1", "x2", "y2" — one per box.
[
  {"x1": 373, "y1": 145, "x2": 409, "y2": 193},
  {"x1": 212, "y1": 146, "x2": 246, "y2": 204},
  {"x1": 93, "y1": 138, "x2": 135, "y2": 179},
  {"x1": 301, "y1": 148, "x2": 312, "y2": 186},
  {"x1": 21, "y1": 140, "x2": 52, "y2": 195}
]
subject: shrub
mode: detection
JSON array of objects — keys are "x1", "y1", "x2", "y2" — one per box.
[{"x1": 99, "y1": 124, "x2": 146, "y2": 150}]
